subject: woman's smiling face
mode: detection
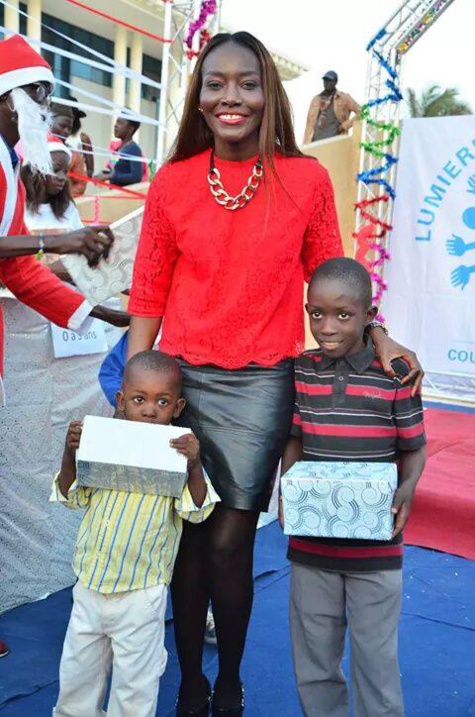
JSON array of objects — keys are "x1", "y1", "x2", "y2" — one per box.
[{"x1": 199, "y1": 41, "x2": 265, "y2": 160}]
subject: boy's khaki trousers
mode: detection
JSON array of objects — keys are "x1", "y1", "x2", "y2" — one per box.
[
  {"x1": 290, "y1": 563, "x2": 404, "y2": 717},
  {"x1": 53, "y1": 580, "x2": 168, "y2": 717}
]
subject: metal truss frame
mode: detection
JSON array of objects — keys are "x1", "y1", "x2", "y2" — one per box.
[
  {"x1": 356, "y1": 0, "x2": 467, "y2": 402},
  {"x1": 355, "y1": 0, "x2": 457, "y2": 251},
  {"x1": 156, "y1": 0, "x2": 221, "y2": 163}
]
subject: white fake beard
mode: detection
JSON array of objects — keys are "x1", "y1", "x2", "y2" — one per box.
[{"x1": 10, "y1": 87, "x2": 52, "y2": 175}]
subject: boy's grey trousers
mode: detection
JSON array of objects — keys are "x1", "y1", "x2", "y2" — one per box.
[{"x1": 290, "y1": 563, "x2": 404, "y2": 717}]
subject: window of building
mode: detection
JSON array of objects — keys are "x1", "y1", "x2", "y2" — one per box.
[
  {"x1": 0, "y1": 4, "x2": 27, "y2": 38},
  {"x1": 19, "y1": 3, "x2": 27, "y2": 34},
  {"x1": 125, "y1": 51, "x2": 162, "y2": 103},
  {"x1": 41, "y1": 15, "x2": 114, "y2": 96},
  {"x1": 0, "y1": 10, "x2": 161, "y2": 107},
  {"x1": 142, "y1": 54, "x2": 161, "y2": 102}
]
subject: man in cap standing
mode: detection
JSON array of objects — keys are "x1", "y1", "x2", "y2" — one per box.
[{"x1": 303, "y1": 70, "x2": 361, "y2": 144}]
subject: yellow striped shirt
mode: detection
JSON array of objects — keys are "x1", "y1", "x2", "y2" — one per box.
[{"x1": 50, "y1": 472, "x2": 220, "y2": 594}]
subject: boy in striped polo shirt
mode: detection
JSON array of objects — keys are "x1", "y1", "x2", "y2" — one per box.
[
  {"x1": 51, "y1": 350, "x2": 219, "y2": 717},
  {"x1": 281, "y1": 258, "x2": 426, "y2": 717}
]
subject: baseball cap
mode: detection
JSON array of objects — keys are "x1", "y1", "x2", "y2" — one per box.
[{"x1": 322, "y1": 70, "x2": 338, "y2": 82}]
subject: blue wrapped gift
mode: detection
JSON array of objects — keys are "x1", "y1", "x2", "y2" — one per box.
[{"x1": 281, "y1": 461, "x2": 398, "y2": 541}]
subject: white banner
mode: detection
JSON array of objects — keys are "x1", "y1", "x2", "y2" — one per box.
[{"x1": 383, "y1": 116, "x2": 475, "y2": 401}]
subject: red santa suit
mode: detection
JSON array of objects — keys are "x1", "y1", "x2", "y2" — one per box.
[{"x1": 0, "y1": 35, "x2": 92, "y2": 384}]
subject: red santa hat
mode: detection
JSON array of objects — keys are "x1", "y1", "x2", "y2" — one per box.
[
  {"x1": 0, "y1": 35, "x2": 55, "y2": 98},
  {"x1": 47, "y1": 137, "x2": 72, "y2": 162}
]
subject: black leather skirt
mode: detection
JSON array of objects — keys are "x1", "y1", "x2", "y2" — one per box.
[{"x1": 175, "y1": 359, "x2": 295, "y2": 511}]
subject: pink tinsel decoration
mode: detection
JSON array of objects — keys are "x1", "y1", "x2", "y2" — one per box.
[{"x1": 185, "y1": 0, "x2": 217, "y2": 50}]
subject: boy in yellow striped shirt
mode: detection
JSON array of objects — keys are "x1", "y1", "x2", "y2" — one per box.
[{"x1": 51, "y1": 350, "x2": 220, "y2": 717}]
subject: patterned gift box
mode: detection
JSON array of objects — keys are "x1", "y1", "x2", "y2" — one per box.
[
  {"x1": 281, "y1": 461, "x2": 398, "y2": 541},
  {"x1": 61, "y1": 207, "x2": 143, "y2": 305}
]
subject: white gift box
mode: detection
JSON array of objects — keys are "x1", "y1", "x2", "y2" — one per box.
[
  {"x1": 281, "y1": 461, "x2": 398, "y2": 541},
  {"x1": 76, "y1": 415, "x2": 188, "y2": 497}
]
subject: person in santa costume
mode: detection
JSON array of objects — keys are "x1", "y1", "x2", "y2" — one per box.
[
  {"x1": 0, "y1": 35, "x2": 126, "y2": 659},
  {"x1": 0, "y1": 35, "x2": 130, "y2": 380}
]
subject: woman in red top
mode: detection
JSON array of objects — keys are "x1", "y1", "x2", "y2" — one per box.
[{"x1": 128, "y1": 32, "x2": 421, "y2": 716}]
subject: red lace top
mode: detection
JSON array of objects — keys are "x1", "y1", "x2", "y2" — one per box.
[{"x1": 128, "y1": 149, "x2": 343, "y2": 369}]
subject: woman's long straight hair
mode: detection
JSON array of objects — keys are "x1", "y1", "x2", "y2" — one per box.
[{"x1": 168, "y1": 31, "x2": 304, "y2": 167}]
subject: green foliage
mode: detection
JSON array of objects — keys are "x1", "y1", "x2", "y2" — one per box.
[{"x1": 407, "y1": 85, "x2": 472, "y2": 118}]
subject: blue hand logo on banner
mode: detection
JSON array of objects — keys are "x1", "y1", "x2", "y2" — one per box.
[
  {"x1": 462, "y1": 206, "x2": 475, "y2": 229},
  {"x1": 450, "y1": 264, "x2": 475, "y2": 290},
  {"x1": 387, "y1": 117, "x2": 475, "y2": 390},
  {"x1": 446, "y1": 235, "x2": 475, "y2": 257},
  {"x1": 446, "y1": 206, "x2": 475, "y2": 289}
]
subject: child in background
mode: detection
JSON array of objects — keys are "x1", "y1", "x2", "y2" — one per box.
[
  {"x1": 22, "y1": 140, "x2": 83, "y2": 236},
  {"x1": 98, "y1": 329, "x2": 129, "y2": 408},
  {"x1": 98, "y1": 332, "x2": 219, "y2": 645},
  {"x1": 51, "y1": 351, "x2": 220, "y2": 717},
  {"x1": 281, "y1": 258, "x2": 426, "y2": 717},
  {"x1": 95, "y1": 112, "x2": 148, "y2": 187},
  {"x1": 50, "y1": 102, "x2": 88, "y2": 198}
]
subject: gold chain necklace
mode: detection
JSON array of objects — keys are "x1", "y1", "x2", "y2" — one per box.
[{"x1": 207, "y1": 151, "x2": 264, "y2": 211}]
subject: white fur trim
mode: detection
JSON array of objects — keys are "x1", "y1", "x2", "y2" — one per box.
[
  {"x1": 0, "y1": 66, "x2": 55, "y2": 97},
  {"x1": 48, "y1": 142, "x2": 72, "y2": 161},
  {"x1": 0, "y1": 138, "x2": 19, "y2": 236}
]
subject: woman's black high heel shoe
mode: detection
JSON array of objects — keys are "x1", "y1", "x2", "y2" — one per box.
[
  {"x1": 176, "y1": 677, "x2": 212, "y2": 717},
  {"x1": 211, "y1": 683, "x2": 244, "y2": 715}
]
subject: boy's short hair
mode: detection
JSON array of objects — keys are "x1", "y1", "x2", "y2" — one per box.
[
  {"x1": 119, "y1": 108, "x2": 141, "y2": 135},
  {"x1": 127, "y1": 119, "x2": 140, "y2": 135},
  {"x1": 123, "y1": 350, "x2": 182, "y2": 391},
  {"x1": 309, "y1": 258, "x2": 373, "y2": 308}
]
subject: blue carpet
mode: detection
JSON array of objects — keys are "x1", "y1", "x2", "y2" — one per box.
[
  {"x1": 0, "y1": 522, "x2": 474, "y2": 716},
  {"x1": 423, "y1": 399, "x2": 475, "y2": 414}
]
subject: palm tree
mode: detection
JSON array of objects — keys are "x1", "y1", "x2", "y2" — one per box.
[{"x1": 407, "y1": 84, "x2": 472, "y2": 117}]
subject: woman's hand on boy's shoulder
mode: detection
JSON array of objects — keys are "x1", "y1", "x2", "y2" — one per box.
[
  {"x1": 170, "y1": 433, "x2": 201, "y2": 470},
  {"x1": 65, "y1": 420, "x2": 83, "y2": 457},
  {"x1": 372, "y1": 332, "x2": 424, "y2": 396}
]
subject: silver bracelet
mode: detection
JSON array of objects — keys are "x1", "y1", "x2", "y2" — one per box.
[{"x1": 366, "y1": 320, "x2": 388, "y2": 336}]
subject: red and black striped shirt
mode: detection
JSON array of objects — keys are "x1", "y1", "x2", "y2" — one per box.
[{"x1": 287, "y1": 345, "x2": 426, "y2": 572}]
